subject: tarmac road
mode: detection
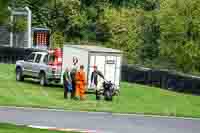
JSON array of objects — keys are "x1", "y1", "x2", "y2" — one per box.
[{"x1": 0, "y1": 107, "x2": 200, "y2": 133}]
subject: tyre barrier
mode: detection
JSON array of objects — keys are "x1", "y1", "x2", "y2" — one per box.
[{"x1": 121, "y1": 65, "x2": 200, "y2": 95}]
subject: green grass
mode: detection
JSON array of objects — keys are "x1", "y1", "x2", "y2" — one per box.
[
  {"x1": 0, "y1": 123, "x2": 76, "y2": 133},
  {"x1": 0, "y1": 64, "x2": 200, "y2": 117}
]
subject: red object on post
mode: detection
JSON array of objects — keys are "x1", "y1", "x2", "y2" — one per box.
[
  {"x1": 48, "y1": 48, "x2": 63, "y2": 66},
  {"x1": 54, "y1": 48, "x2": 62, "y2": 65}
]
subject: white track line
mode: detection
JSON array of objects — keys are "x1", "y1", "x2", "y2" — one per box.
[
  {"x1": 1, "y1": 106, "x2": 200, "y2": 121},
  {"x1": 0, "y1": 106, "x2": 108, "y2": 114}
]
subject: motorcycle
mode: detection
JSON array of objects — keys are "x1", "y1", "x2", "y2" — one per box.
[{"x1": 96, "y1": 80, "x2": 119, "y2": 101}]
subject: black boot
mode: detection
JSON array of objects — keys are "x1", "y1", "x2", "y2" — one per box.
[
  {"x1": 96, "y1": 90, "x2": 101, "y2": 100},
  {"x1": 64, "y1": 92, "x2": 68, "y2": 99}
]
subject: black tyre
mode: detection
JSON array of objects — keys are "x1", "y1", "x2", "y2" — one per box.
[
  {"x1": 96, "y1": 90, "x2": 101, "y2": 100},
  {"x1": 16, "y1": 68, "x2": 24, "y2": 81},
  {"x1": 104, "y1": 90, "x2": 112, "y2": 101},
  {"x1": 40, "y1": 72, "x2": 48, "y2": 86},
  {"x1": 114, "y1": 89, "x2": 120, "y2": 96}
]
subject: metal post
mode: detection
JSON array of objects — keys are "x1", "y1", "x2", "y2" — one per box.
[
  {"x1": 25, "y1": 6, "x2": 32, "y2": 48},
  {"x1": 10, "y1": 15, "x2": 14, "y2": 47},
  {"x1": 8, "y1": 7, "x2": 13, "y2": 47}
]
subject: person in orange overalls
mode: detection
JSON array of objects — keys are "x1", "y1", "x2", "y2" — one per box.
[{"x1": 75, "y1": 65, "x2": 86, "y2": 100}]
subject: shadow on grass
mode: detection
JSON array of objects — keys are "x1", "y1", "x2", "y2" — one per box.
[
  {"x1": 166, "y1": 88, "x2": 200, "y2": 96},
  {"x1": 22, "y1": 79, "x2": 63, "y2": 89},
  {"x1": 22, "y1": 79, "x2": 96, "y2": 95},
  {"x1": 134, "y1": 82, "x2": 200, "y2": 96}
]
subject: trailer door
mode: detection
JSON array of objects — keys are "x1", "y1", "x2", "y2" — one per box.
[
  {"x1": 88, "y1": 55, "x2": 105, "y2": 89},
  {"x1": 105, "y1": 56, "x2": 116, "y2": 84},
  {"x1": 88, "y1": 54, "x2": 121, "y2": 89}
]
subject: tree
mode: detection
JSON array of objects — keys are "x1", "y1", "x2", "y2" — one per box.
[
  {"x1": 137, "y1": 10, "x2": 160, "y2": 65},
  {"x1": 0, "y1": 0, "x2": 10, "y2": 24},
  {"x1": 101, "y1": 7, "x2": 141, "y2": 63},
  {"x1": 159, "y1": 0, "x2": 200, "y2": 73},
  {"x1": 51, "y1": 31, "x2": 64, "y2": 48}
]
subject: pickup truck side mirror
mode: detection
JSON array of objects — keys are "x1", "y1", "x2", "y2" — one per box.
[{"x1": 27, "y1": 59, "x2": 34, "y2": 62}]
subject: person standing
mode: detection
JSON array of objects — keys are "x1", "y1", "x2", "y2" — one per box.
[
  {"x1": 90, "y1": 66, "x2": 104, "y2": 100},
  {"x1": 70, "y1": 57, "x2": 78, "y2": 99},
  {"x1": 91, "y1": 66, "x2": 104, "y2": 87},
  {"x1": 75, "y1": 65, "x2": 86, "y2": 100},
  {"x1": 63, "y1": 67, "x2": 72, "y2": 99}
]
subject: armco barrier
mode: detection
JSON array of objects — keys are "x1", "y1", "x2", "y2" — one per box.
[{"x1": 121, "y1": 65, "x2": 200, "y2": 95}]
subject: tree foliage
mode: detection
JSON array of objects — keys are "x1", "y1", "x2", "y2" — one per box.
[
  {"x1": 137, "y1": 10, "x2": 160, "y2": 65},
  {"x1": 101, "y1": 7, "x2": 141, "y2": 63},
  {"x1": 12, "y1": 17, "x2": 27, "y2": 32},
  {"x1": 159, "y1": 0, "x2": 200, "y2": 73},
  {"x1": 4, "y1": 0, "x2": 200, "y2": 74},
  {"x1": 51, "y1": 31, "x2": 64, "y2": 48},
  {"x1": 0, "y1": 0, "x2": 10, "y2": 24}
]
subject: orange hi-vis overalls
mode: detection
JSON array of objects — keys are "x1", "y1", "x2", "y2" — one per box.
[{"x1": 75, "y1": 70, "x2": 86, "y2": 99}]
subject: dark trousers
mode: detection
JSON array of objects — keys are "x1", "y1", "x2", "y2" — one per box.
[
  {"x1": 71, "y1": 81, "x2": 76, "y2": 98},
  {"x1": 64, "y1": 81, "x2": 75, "y2": 99},
  {"x1": 64, "y1": 82, "x2": 71, "y2": 99}
]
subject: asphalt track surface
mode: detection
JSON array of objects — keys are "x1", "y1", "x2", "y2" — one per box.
[{"x1": 0, "y1": 107, "x2": 200, "y2": 133}]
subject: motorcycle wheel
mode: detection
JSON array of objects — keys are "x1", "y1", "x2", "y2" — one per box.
[
  {"x1": 104, "y1": 90, "x2": 112, "y2": 101},
  {"x1": 96, "y1": 90, "x2": 101, "y2": 100}
]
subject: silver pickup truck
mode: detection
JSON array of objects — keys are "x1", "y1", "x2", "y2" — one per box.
[{"x1": 15, "y1": 51, "x2": 62, "y2": 86}]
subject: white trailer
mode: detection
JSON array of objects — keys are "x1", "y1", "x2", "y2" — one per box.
[{"x1": 62, "y1": 45, "x2": 122, "y2": 89}]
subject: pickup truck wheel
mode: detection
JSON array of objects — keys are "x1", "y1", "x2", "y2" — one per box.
[
  {"x1": 16, "y1": 68, "x2": 24, "y2": 81},
  {"x1": 40, "y1": 73, "x2": 48, "y2": 86}
]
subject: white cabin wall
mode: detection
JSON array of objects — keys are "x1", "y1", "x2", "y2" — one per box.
[{"x1": 61, "y1": 46, "x2": 89, "y2": 84}]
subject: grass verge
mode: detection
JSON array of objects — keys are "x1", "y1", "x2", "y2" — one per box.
[
  {"x1": 0, "y1": 64, "x2": 200, "y2": 118},
  {"x1": 0, "y1": 123, "x2": 77, "y2": 133}
]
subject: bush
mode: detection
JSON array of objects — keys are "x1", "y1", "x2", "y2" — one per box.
[
  {"x1": 8, "y1": 17, "x2": 27, "y2": 33},
  {"x1": 51, "y1": 31, "x2": 64, "y2": 48}
]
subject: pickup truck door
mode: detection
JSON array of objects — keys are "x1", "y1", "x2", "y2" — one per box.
[
  {"x1": 32, "y1": 54, "x2": 43, "y2": 77},
  {"x1": 23, "y1": 53, "x2": 36, "y2": 76}
]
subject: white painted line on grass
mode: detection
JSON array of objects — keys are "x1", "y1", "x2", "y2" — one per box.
[
  {"x1": 28, "y1": 125, "x2": 98, "y2": 133},
  {"x1": 79, "y1": 110, "x2": 109, "y2": 115},
  {"x1": 112, "y1": 113, "x2": 200, "y2": 121}
]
